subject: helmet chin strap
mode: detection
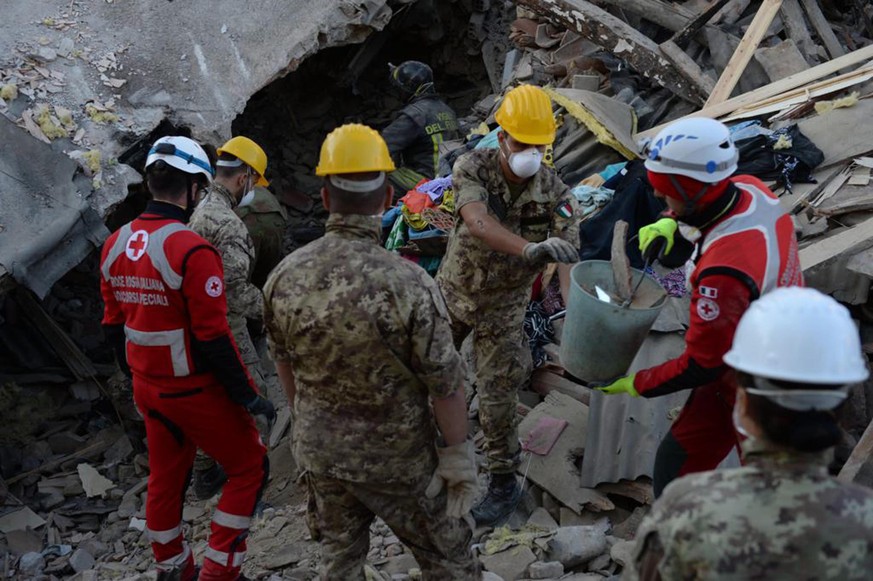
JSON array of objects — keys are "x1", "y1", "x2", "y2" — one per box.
[{"x1": 668, "y1": 174, "x2": 710, "y2": 216}]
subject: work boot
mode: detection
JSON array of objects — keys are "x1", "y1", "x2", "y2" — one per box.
[
  {"x1": 193, "y1": 464, "x2": 227, "y2": 500},
  {"x1": 157, "y1": 564, "x2": 198, "y2": 581},
  {"x1": 472, "y1": 473, "x2": 521, "y2": 527}
]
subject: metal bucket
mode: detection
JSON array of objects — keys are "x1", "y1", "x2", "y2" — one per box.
[{"x1": 560, "y1": 260, "x2": 667, "y2": 382}]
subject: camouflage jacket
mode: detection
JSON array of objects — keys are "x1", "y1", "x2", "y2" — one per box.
[
  {"x1": 627, "y1": 438, "x2": 873, "y2": 581},
  {"x1": 263, "y1": 213, "x2": 464, "y2": 485},
  {"x1": 234, "y1": 187, "x2": 287, "y2": 288},
  {"x1": 189, "y1": 183, "x2": 264, "y2": 338},
  {"x1": 434, "y1": 148, "x2": 580, "y2": 319}
]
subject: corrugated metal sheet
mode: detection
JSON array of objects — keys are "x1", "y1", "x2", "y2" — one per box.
[{"x1": 579, "y1": 296, "x2": 740, "y2": 488}]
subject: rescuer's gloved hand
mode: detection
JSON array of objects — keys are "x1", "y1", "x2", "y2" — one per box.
[
  {"x1": 590, "y1": 374, "x2": 639, "y2": 397},
  {"x1": 425, "y1": 439, "x2": 478, "y2": 518},
  {"x1": 522, "y1": 237, "x2": 578, "y2": 264},
  {"x1": 245, "y1": 395, "x2": 277, "y2": 431},
  {"x1": 639, "y1": 218, "x2": 678, "y2": 261}
]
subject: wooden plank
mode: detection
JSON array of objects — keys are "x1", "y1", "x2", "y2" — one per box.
[
  {"x1": 706, "y1": 27, "x2": 769, "y2": 96},
  {"x1": 799, "y1": 0, "x2": 845, "y2": 60},
  {"x1": 660, "y1": 40, "x2": 716, "y2": 97},
  {"x1": 705, "y1": 0, "x2": 784, "y2": 107},
  {"x1": 531, "y1": 368, "x2": 593, "y2": 405},
  {"x1": 838, "y1": 419, "x2": 873, "y2": 485},
  {"x1": 516, "y1": 0, "x2": 709, "y2": 105},
  {"x1": 672, "y1": 0, "x2": 732, "y2": 48},
  {"x1": 637, "y1": 44, "x2": 873, "y2": 138},
  {"x1": 799, "y1": 215, "x2": 873, "y2": 272},
  {"x1": 779, "y1": 0, "x2": 817, "y2": 62},
  {"x1": 611, "y1": 220, "x2": 633, "y2": 302}
]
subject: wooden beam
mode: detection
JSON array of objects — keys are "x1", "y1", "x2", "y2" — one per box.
[
  {"x1": 799, "y1": 0, "x2": 845, "y2": 60},
  {"x1": 839, "y1": 419, "x2": 873, "y2": 485},
  {"x1": 705, "y1": 0, "x2": 784, "y2": 107},
  {"x1": 660, "y1": 39, "x2": 716, "y2": 97},
  {"x1": 672, "y1": 0, "x2": 732, "y2": 48},
  {"x1": 799, "y1": 215, "x2": 873, "y2": 272},
  {"x1": 780, "y1": 0, "x2": 817, "y2": 62},
  {"x1": 637, "y1": 43, "x2": 873, "y2": 138},
  {"x1": 516, "y1": 0, "x2": 709, "y2": 105},
  {"x1": 611, "y1": 220, "x2": 633, "y2": 302}
]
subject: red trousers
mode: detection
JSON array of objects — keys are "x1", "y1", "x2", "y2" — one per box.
[
  {"x1": 134, "y1": 377, "x2": 268, "y2": 581},
  {"x1": 652, "y1": 380, "x2": 740, "y2": 497}
]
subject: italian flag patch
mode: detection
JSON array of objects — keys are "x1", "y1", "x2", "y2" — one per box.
[{"x1": 555, "y1": 201, "x2": 573, "y2": 219}]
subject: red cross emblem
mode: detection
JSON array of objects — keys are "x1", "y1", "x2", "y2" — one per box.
[
  {"x1": 125, "y1": 230, "x2": 150, "y2": 261},
  {"x1": 697, "y1": 297, "x2": 720, "y2": 321},
  {"x1": 205, "y1": 275, "x2": 223, "y2": 298}
]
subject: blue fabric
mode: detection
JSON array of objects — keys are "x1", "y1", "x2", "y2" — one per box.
[
  {"x1": 474, "y1": 127, "x2": 501, "y2": 150},
  {"x1": 382, "y1": 206, "x2": 402, "y2": 228}
]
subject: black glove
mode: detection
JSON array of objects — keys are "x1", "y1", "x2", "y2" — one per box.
[{"x1": 246, "y1": 395, "x2": 276, "y2": 431}]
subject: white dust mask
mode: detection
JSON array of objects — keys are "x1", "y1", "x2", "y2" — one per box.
[
  {"x1": 239, "y1": 188, "x2": 256, "y2": 207},
  {"x1": 506, "y1": 146, "x2": 543, "y2": 179}
]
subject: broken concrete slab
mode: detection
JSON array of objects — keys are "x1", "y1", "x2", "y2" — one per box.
[
  {"x1": 6, "y1": 528, "x2": 44, "y2": 555},
  {"x1": 527, "y1": 507, "x2": 559, "y2": 531},
  {"x1": 517, "y1": 392, "x2": 613, "y2": 513},
  {"x1": 77, "y1": 464, "x2": 113, "y2": 499},
  {"x1": 529, "y1": 560, "x2": 564, "y2": 579},
  {"x1": 754, "y1": 39, "x2": 809, "y2": 81},
  {"x1": 480, "y1": 546, "x2": 537, "y2": 581},
  {"x1": 609, "y1": 539, "x2": 635, "y2": 567},
  {"x1": 0, "y1": 506, "x2": 46, "y2": 533},
  {"x1": 797, "y1": 99, "x2": 873, "y2": 168},
  {"x1": 69, "y1": 548, "x2": 96, "y2": 573}
]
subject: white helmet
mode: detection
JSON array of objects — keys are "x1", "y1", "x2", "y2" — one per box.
[
  {"x1": 644, "y1": 117, "x2": 738, "y2": 183},
  {"x1": 724, "y1": 287, "x2": 869, "y2": 410},
  {"x1": 145, "y1": 136, "x2": 214, "y2": 183}
]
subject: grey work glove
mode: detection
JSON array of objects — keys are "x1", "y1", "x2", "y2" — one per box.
[
  {"x1": 425, "y1": 440, "x2": 478, "y2": 518},
  {"x1": 245, "y1": 395, "x2": 276, "y2": 433},
  {"x1": 522, "y1": 237, "x2": 578, "y2": 264}
]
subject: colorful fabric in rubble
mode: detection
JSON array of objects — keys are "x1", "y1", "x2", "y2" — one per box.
[
  {"x1": 524, "y1": 301, "x2": 554, "y2": 369},
  {"x1": 385, "y1": 176, "x2": 456, "y2": 274}
]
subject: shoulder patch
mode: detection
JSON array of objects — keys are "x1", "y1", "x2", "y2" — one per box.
[
  {"x1": 555, "y1": 201, "x2": 573, "y2": 219},
  {"x1": 205, "y1": 276, "x2": 223, "y2": 298},
  {"x1": 697, "y1": 297, "x2": 720, "y2": 321}
]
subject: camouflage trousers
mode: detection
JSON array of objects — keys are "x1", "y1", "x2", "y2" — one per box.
[
  {"x1": 194, "y1": 325, "x2": 268, "y2": 472},
  {"x1": 446, "y1": 296, "x2": 531, "y2": 474},
  {"x1": 304, "y1": 472, "x2": 478, "y2": 581}
]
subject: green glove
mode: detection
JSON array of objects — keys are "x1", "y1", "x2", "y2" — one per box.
[
  {"x1": 639, "y1": 218, "x2": 678, "y2": 257},
  {"x1": 592, "y1": 374, "x2": 639, "y2": 397}
]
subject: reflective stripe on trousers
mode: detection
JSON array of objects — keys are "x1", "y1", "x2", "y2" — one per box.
[
  {"x1": 156, "y1": 542, "x2": 191, "y2": 571},
  {"x1": 124, "y1": 325, "x2": 190, "y2": 376},
  {"x1": 147, "y1": 523, "x2": 183, "y2": 544},
  {"x1": 213, "y1": 509, "x2": 252, "y2": 530},
  {"x1": 204, "y1": 546, "x2": 245, "y2": 568}
]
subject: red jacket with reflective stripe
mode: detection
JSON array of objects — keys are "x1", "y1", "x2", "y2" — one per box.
[
  {"x1": 100, "y1": 203, "x2": 251, "y2": 390},
  {"x1": 635, "y1": 175, "x2": 804, "y2": 397}
]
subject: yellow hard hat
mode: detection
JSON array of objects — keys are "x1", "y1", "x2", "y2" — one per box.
[
  {"x1": 315, "y1": 123, "x2": 396, "y2": 176},
  {"x1": 494, "y1": 84, "x2": 556, "y2": 145},
  {"x1": 217, "y1": 136, "x2": 269, "y2": 186}
]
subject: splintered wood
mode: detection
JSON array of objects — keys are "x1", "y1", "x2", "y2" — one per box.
[{"x1": 610, "y1": 220, "x2": 633, "y2": 303}]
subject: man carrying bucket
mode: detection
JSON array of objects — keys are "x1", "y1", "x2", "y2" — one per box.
[
  {"x1": 435, "y1": 84, "x2": 581, "y2": 526},
  {"x1": 594, "y1": 117, "x2": 802, "y2": 497}
]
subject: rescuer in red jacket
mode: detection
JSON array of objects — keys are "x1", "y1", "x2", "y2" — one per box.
[
  {"x1": 100, "y1": 136, "x2": 275, "y2": 581},
  {"x1": 593, "y1": 118, "x2": 803, "y2": 497}
]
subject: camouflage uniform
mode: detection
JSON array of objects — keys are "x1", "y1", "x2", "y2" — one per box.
[
  {"x1": 263, "y1": 213, "x2": 477, "y2": 581},
  {"x1": 435, "y1": 148, "x2": 580, "y2": 473},
  {"x1": 189, "y1": 183, "x2": 264, "y2": 377},
  {"x1": 234, "y1": 187, "x2": 287, "y2": 289},
  {"x1": 626, "y1": 438, "x2": 873, "y2": 581}
]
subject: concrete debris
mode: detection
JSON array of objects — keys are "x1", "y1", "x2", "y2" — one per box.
[
  {"x1": 77, "y1": 463, "x2": 113, "y2": 498},
  {"x1": 18, "y1": 551, "x2": 46, "y2": 575},
  {"x1": 529, "y1": 560, "x2": 564, "y2": 578},
  {"x1": 480, "y1": 546, "x2": 537, "y2": 581},
  {"x1": 546, "y1": 522, "x2": 611, "y2": 568},
  {"x1": 0, "y1": 506, "x2": 46, "y2": 533},
  {"x1": 69, "y1": 547, "x2": 96, "y2": 572}
]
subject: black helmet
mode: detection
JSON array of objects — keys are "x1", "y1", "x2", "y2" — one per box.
[{"x1": 389, "y1": 61, "x2": 435, "y2": 98}]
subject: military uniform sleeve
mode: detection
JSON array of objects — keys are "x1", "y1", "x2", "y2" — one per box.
[
  {"x1": 410, "y1": 276, "x2": 464, "y2": 399},
  {"x1": 263, "y1": 268, "x2": 294, "y2": 364},
  {"x1": 452, "y1": 152, "x2": 490, "y2": 212},
  {"x1": 548, "y1": 173, "x2": 581, "y2": 246},
  {"x1": 381, "y1": 113, "x2": 419, "y2": 164},
  {"x1": 222, "y1": 226, "x2": 265, "y2": 322}
]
